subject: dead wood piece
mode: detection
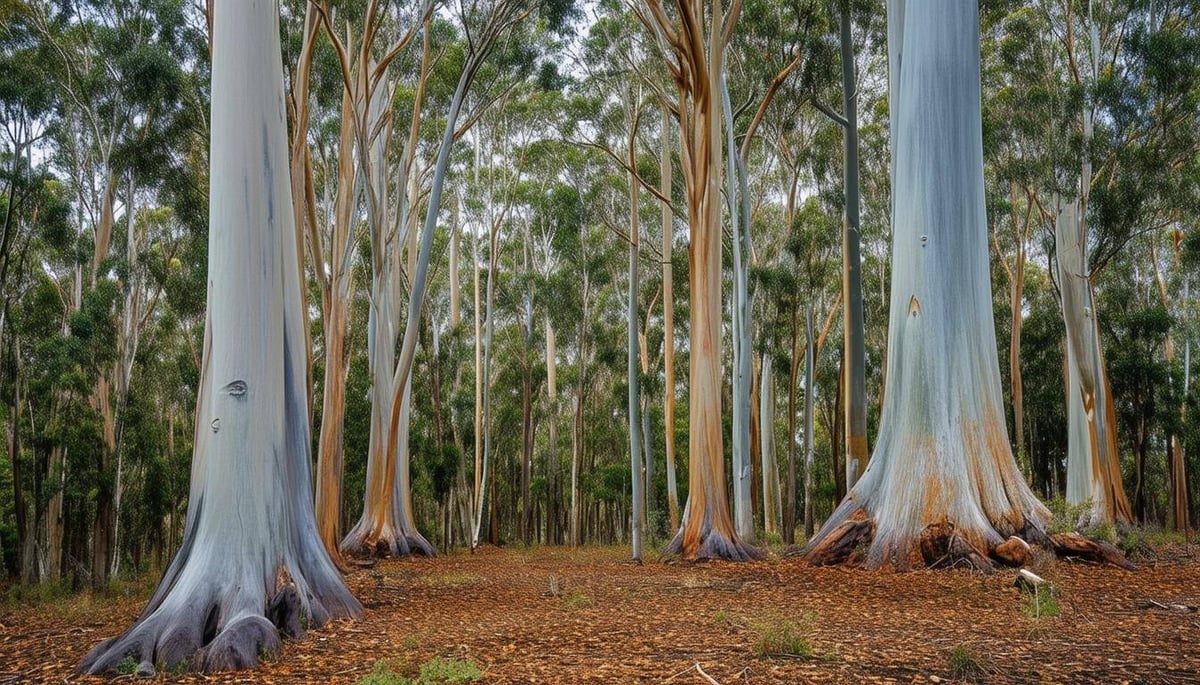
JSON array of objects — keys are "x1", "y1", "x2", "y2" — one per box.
[
  {"x1": 1050, "y1": 532, "x2": 1137, "y2": 570},
  {"x1": 991, "y1": 536, "x2": 1032, "y2": 567},
  {"x1": 805, "y1": 519, "x2": 874, "y2": 566},
  {"x1": 920, "y1": 523, "x2": 993, "y2": 571},
  {"x1": 1014, "y1": 569, "x2": 1047, "y2": 593},
  {"x1": 1135, "y1": 600, "x2": 1198, "y2": 613}
]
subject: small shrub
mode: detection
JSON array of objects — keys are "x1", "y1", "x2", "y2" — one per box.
[
  {"x1": 560, "y1": 587, "x2": 591, "y2": 609},
  {"x1": 948, "y1": 645, "x2": 986, "y2": 681},
  {"x1": 1047, "y1": 497, "x2": 1092, "y2": 534},
  {"x1": 713, "y1": 609, "x2": 730, "y2": 625},
  {"x1": 115, "y1": 656, "x2": 139, "y2": 675},
  {"x1": 751, "y1": 619, "x2": 812, "y2": 657},
  {"x1": 355, "y1": 660, "x2": 410, "y2": 685},
  {"x1": 417, "y1": 657, "x2": 482, "y2": 684},
  {"x1": 5, "y1": 578, "x2": 72, "y2": 605},
  {"x1": 1023, "y1": 584, "x2": 1061, "y2": 618},
  {"x1": 1082, "y1": 521, "x2": 1116, "y2": 544}
]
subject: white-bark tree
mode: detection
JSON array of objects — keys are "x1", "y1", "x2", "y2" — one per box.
[
  {"x1": 81, "y1": 0, "x2": 359, "y2": 673},
  {"x1": 804, "y1": 0, "x2": 1049, "y2": 570}
]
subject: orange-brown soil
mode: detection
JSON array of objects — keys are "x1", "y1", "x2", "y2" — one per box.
[{"x1": 2, "y1": 544, "x2": 1199, "y2": 684}]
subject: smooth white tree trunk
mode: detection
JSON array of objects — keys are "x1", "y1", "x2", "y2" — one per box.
[
  {"x1": 82, "y1": 1, "x2": 359, "y2": 672},
  {"x1": 758, "y1": 356, "x2": 780, "y2": 535},
  {"x1": 805, "y1": 0, "x2": 1049, "y2": 569},
  {"x1": 1057, "y1": 199, "x2": 1132, "y2": 525}
]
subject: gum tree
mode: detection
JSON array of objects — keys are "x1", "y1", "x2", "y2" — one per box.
[
  {"x1": 81, "y1": 0, "x2": 360, "y2": 673},
  {"x1": 638, "y1": 0, "x2": 759, "y2": 561},
  {"x1": 804, "y1": 0, "x2": 1049, "y2": 570}
]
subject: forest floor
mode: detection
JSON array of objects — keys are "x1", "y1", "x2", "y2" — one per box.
[{"x1": 2, "y1": 542, "x2": 1200, "y2": 684}]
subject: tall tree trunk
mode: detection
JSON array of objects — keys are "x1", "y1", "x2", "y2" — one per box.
[
  {"x1": 784, "y1": 308, "x2": 799, "y2": 544},
  {"x1": 648, "y1": 0, "x2": 757, "y2": 562},
  {"x1": 310, "y1": 26, "x2": 358, "y2": 566},
  {"x1": 803, "y1": 306, "x2": 815, "y2": 540},
  {"x1": 721, "y1": 72, "x2": 754, "y2": 541},
  {"x1": 82, "y1": 2, "x2": 359, "y2": 671},
  {"x1": 659, "y1": 105, "x2": 680, "y2": 533},
  {"x1": 628, "y1": 133, "x2": 643, "y2": 561},
  {"x1": 838, "y1": 6, "x2": 868, "y2": 491},
  {"x1": 805, "y1": 0, "x2": 1049, "y2": 569},
  {"x1": 1057, "y1": 199, "x2": 1132, "y2": 525},
  {"x1": 545, "y1": 316, "x2": 559, "y2": 542}
]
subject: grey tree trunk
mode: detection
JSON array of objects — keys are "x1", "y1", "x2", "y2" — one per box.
[
  {"x1": 805, "y1": 0, "x2": 1049, "y2": 569},
  {"x1": 628, "y1": 156, "x2": 643, "y2": 561},
  {"x1": 82, "y1": 1, "x2": 359, "y2": 672},
  {"x1": 721, "y1": 71, "x2": 754, "y2": 541},
  {"x1": 803, "y1": 305, "x2": 815, "y2": 539}
]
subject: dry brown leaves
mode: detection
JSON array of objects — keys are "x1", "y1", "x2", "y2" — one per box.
[{"x1": 2, "y1": 544, "x2": 1199, "y2": 684}]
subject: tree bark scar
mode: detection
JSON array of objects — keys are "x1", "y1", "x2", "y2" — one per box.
[
  {"x1": 222, "y1": 379, "x2": 248, "y2": 399},
  {"x1": 908, "y1": 295, "x2": 920, "y2": 317}
]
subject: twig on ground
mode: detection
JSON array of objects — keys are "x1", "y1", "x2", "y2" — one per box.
[{"x1": 694, "y1": 663, "x2": 722, "y2": 685}]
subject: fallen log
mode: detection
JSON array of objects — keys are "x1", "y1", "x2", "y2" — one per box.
[{"x1": 1049, "y1": 532, "x2": 1136, "y2": 570}]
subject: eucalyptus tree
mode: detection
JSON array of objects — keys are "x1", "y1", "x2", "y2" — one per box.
[
  {"x1": 636, "y1": 0, "x2": 759, "y2": 561},
  {"x1": 801, "y1": 0, "x2": 876, "y2": 490},
  {"x1": 804, "y1": 0, "x2": 1050, "y2": 569},
  {"x1": 720, "y1": 0, "x2": 817, "y2": 538},
  {"x1": 318, "y1": 0, "x2": 438, "y2": 559},
  {"x1": 81, "y1": 0, "x2": 359, "y2": 673}
]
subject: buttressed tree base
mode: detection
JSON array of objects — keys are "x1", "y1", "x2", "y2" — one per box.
[
  {"x1": 804, "y1": 0, "x2": 1052, "y2": 571},
  {"x1": 80, "y1": 0, "x2": 360, "y2": 673}
]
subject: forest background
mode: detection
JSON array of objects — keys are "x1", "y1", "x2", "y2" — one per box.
[{"x1": 0, "y1": 0, "x2": 1198, "y2": 593}]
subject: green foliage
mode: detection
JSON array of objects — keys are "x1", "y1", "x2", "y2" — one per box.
[
  {"x1": 355, "y1": 657, "x2": 482, "y2": 685},
  {"x1": 115, "y1": 656, "x2": 139, "y2": 675},
  {"x1": 416, "y1": 657, "x2": 483, "y2": 684},
  {"x1": 356, "y1": 660, "x2": 409, "y2": 685}
]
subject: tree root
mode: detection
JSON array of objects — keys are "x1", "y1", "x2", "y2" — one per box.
[
  {"x1": 663, "y1": 526, "x2": 763, "y2": 562},
  {"x1": 81, "y1": 583, "x2": 314, "y2": 675},
  {"x1": 1050, "y1": 532, "x2": 1137, "y2": 569},
  {"x1": 805, "y1": 518, "x2": 875, "y2": 566},
  {"x1": 340, "y1": 528, "x2": 436, "y2": 559},
  {"x1": 919, "y1": 523, "x2": 993, "y2": 572}
]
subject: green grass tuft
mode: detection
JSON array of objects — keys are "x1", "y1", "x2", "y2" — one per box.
[
  {"x1": 560, "y1": 587, "x2": 591, "y2": 609},
  {"x1": 751, "y1": 619, "x2": 812, "y2": 657},
  {"x1": 948, "y1": 645, "x2": 986, "y2": 681},
  {"x1": 1023, "y1": 584, "x2": 1061, "y2": 618}
]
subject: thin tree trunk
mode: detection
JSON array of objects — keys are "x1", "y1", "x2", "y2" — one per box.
[
  {"x1": 759, "y1": 355, "x2": 780, "y2": 535},
  {"x1": 628, "y1": 128, "x2": 643, "y2": 561},
  {"x1": 721, "y1": 71, "x2": 754, "y2": 541},
  {"x1": 784, "y1": 307, "x2": 799, "y2": 544},
  {"x1": 803, "y1": 305, "x2": 815, "y2": 539},
  {"x1": 659, "y1": 105, "x2": 680, "y2": 533},
  {"x1": 545, "y1": 315, "x2": 559, "y2": 542},
  {"x1": 838, "y1": 6, "x2": 868, "y2": 492}
]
